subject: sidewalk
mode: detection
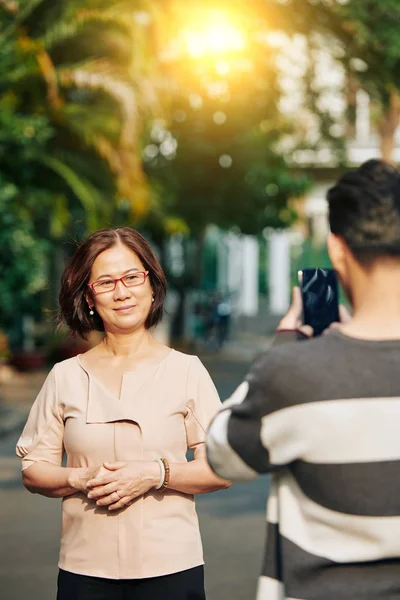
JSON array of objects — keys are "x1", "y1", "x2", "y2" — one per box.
[
  {"x1": 191, "y1": 321, "x2": 275, "y2": 363},
  {"x1": 217, "y1": 331, "x2": 273, "y2": 361}
]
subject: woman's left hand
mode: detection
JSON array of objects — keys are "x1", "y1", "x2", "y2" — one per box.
[{"x1": 87, "y1": 460, "x2": 159, "y2": 510}]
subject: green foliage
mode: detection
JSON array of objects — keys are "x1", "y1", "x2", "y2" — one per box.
[
  {"x1": 0, "y1": 0, "x2": 151, "y2": 236},
  {"x1": 0, "y1": 83, "x2": 51, "y2": 327},
  {"x1": 0, "y1": 1, "x2": 158, "y2": 329},
  {"x1": 266, "y1": 0, "x2": 400, "y2": 107},
  {"x1": 337, "y1": 0, "x2": 400, "y2": 107},
  {"x1": 0, "y1": 176, "x2": 49, "y2": 328}
]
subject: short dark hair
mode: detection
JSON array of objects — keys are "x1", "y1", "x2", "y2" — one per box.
[
  {"x1": 59, "y1": 227, "x2": 167, "y2": 339},
  {"x1": 327, "y1": 159, "x2": 400, "y2": 264}
]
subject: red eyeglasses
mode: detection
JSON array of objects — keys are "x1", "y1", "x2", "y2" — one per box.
[{"x1": 88, "y1": 271, "x2": 149, "y2": 295}]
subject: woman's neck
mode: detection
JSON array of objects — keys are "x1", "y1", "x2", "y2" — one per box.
[{"x1": 101, "y1": 329, "x2": 155, "y2": 358}]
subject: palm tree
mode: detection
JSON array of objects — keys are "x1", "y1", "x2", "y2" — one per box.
[
  {"x1": 0, "y1": 0, "x2": 169, "y2": 338},
  {"x1": 0, "y1": 0, "x2": 159, "y2": 233}
]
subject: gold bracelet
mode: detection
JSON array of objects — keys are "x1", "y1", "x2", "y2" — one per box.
[{"x1": 158, "y1": 457, "x2": 170, "y2": 492}]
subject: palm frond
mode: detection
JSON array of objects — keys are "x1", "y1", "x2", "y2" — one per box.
[
  {"x1": 59, "y1": 67, "x2": 137, "y2": 144},
  {"x1": 35, "y1": 47, "x2": 62, "y2": 108},
  {"x1": 39, "y1": 20, "x2": 86, "y2": 52},
  {"x1": 1, "y1": 0, "x2": 159, "y2": 234},
  {"x1": 15, "y1": 0, "x2": 46, "y2": 21},
  {"x1": 61, "y1": 101, "x2": 121, "y2": 143},
  {"x1": 38, "y1": 154, "x2": 108, "y2": 231},
  {"x1": 0, "y1": 0, "x2": 45, "y2": 39},
  {"x1": 1, "y1": 0, "x2": 75, "y2": 50},
  {"x1": 36, "y1": 4, "x2": 132, "y2": 53},
  {"x1": 57, "y1": 66, "x2": 152, "y2": 217}
]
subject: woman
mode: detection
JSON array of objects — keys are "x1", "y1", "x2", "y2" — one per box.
[{"x1": 16, "y1": 227, "x2": 230, "y2": 600}]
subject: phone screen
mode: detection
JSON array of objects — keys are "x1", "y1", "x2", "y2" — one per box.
[{"x1": 298, "y1": 268, "x2": 340, "y2": 336}]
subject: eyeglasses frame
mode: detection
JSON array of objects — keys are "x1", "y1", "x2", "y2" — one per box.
[{"x1": 88, "y1": 270, "x2": 150, "y2": 295}]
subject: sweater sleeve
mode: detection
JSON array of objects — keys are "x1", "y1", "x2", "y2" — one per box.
[{"x1": 206, "y1": 337, "x2": 303, "y2": 482}]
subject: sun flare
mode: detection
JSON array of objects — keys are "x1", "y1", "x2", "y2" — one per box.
[{"x1": 182, "y1": 12, "x2": 246, "y2": 59}]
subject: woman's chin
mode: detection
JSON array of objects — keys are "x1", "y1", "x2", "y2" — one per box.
[{"x1": 111, "y1": 315, "x2": 145, "y2": 332}]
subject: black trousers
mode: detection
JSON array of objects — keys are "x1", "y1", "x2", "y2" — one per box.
[{"x1": 57, "y1": 566, "x2": 206, "y2": 600}]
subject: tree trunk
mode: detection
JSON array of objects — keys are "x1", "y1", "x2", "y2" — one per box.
[
  {"x1": 170, "y1": 230, "x2": 206, "y2": 344},
  {"x1": 194, "y1": 229, "x2": 206, "y2": 289},
  {"x1": 170, "y1": 285, "x2": 186, "y2": 343},
  {"x1": 379, "y1": 91, "x2": 400, "y2": 162}
]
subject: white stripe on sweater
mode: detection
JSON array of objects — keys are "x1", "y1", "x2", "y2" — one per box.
[
  {"x1": 279, "y1": 471, "x2": 400, "y2": 563},
  {"x1": 207, "y1": 409, "x2": 258, "y2": 481},
  {"x1": 256, "y1": 576, "x2": 285, "y2": 600},
  {"x1": 260, "y1": 397, "x2": 400, "y2": 465}
]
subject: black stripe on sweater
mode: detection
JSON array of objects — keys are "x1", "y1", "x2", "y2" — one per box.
[
  {"x1": 227, "y1": 411, "x2": 272, "y2": 473},
  {"x1": 290, "y1": 459, "x2": 400, "y2": 517},
  {"x1": 260, "y1": 522, "x2": 282, "y2": 582},
  {"x1": 262, "y1": 529, "x2": 400, "y2": 600},
  {"x1": 245, "y1": 333, "x2": 400, "y2": 418}
]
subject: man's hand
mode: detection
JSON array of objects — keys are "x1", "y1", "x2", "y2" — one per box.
[
  {"x1": 276, "y1": 287, "x2": 314, "y2": 338},
  {"x1": 86, "y1": 460, "x2": 160, "y2": 511},
  {"x1": 277, "y1": 287, "x2": 352, "y2": 338},
  {"x1": 323, "y1": 304, "x2": 352, "y2": 334}
]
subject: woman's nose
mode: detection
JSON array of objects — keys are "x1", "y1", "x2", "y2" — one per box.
[{"x1": 113, "y1": 280, "x2": 132, "y2": 300}]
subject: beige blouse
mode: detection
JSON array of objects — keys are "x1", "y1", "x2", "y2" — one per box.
[{"x1": 16, "y1": 350, "x2": 221, "y2": 579}]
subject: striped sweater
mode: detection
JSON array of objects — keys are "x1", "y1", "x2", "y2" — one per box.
[{"x1": 206, "y1": 330, "x2": 400, "y2": 600}]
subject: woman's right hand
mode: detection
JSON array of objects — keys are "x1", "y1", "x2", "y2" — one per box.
[{"x1": 67, "y1": 465, "x2": 110, "y2": 495}]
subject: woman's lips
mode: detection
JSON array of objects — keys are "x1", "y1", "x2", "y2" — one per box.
[{"x1": 114, "y1": 305, "x2": 136, "y2": 313}]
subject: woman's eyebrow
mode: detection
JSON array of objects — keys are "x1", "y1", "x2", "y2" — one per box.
[{"x1": 95, "y1": 268, "x2": 140, "y2": 279}]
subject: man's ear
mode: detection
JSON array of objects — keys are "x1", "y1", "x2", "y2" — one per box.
[{"x1": 327, "y1": 233, "x2": 347, "y2": 274}]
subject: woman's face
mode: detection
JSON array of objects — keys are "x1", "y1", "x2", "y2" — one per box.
[{"x1": 88, "y1": 243, "x2": 153, "y2": 333}]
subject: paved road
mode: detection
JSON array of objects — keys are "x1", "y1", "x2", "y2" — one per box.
[{"x1": 0, "y1": 354, "x2": 270, "y2": 600}]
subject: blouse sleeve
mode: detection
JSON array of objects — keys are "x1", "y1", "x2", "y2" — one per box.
[
  {"x1": 16, "y1": 365, "x2": 64, "y2": 471},
  {"x1": 184, "y1": 356, "x2": 221, "y2": 450}
]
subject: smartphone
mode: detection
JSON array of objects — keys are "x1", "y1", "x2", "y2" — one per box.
[{"x1": 298, "y1": 268, "x2": 340, "y2": 336}]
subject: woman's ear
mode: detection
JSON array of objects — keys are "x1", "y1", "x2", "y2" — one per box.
[{"x1": 85, "y1": 291, "x2": 95, "y2": 310}]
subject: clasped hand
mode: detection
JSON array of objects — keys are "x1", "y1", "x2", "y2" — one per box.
[{"x1": 86, "y1": 460, "x2": 159, "y2": 511}]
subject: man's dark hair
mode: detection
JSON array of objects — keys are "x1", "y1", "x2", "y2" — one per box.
[
  {"x1": 328, "y1": 159, "x2": 400, "y2": 264},
  {"x1": 59, "y1": 227, "x2": 167, "y2": 339}
]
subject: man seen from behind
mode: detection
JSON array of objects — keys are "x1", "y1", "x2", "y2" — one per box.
[{"x1": 206, "y1": 159, "x2": 400, "y2": 600}]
